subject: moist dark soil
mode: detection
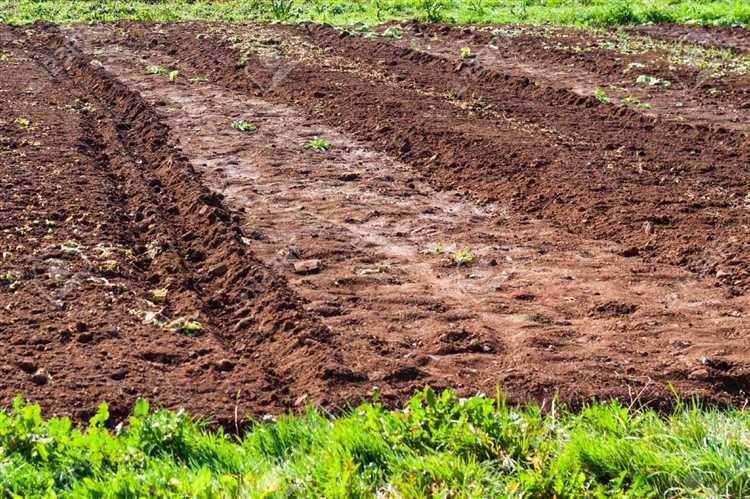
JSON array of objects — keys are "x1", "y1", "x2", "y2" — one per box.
[{"x1": 2, "y1": 21, "x2": 750, "y2": 427}]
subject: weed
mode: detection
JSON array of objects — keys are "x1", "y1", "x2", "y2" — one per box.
[
  {"x1": 101, "y1": 260, "x2": 119, "y2": 273},
  {"x1": 594, "y1": 88, "x2": 611, "y2": 104},
  {"x1": 623, "y1": 96, "x2": 653, "y2": 109},
  {"x1": 236, "y1": 54, "x2": 248, "y2": 68},
  {"x1": 381, "y1": 26, "x2": 402, "y2": 38},
  {"x1": 304, "y1": 137, "x2": 330, "y2": 151},
  {"x1": 148, "y1": 288, "x2": 168, "y2": 302},
  {"x1": 168, "y1": 70, "x2": 179, "y2": 82},
  {"x1": 454, "y1": 247, "x2": 476, "y2": 265},
  {"x1": 422, "y1": 243, "x2": 446, "y2": 255},
  {"x1": 417, "y1": 0, "x2": 446, "y2": 23},
  {"x1": 0, "y1": 271, "x2": 19, "y2": 288},
  {"x1": 510, "y1": 0, "x2": 530, "y2": 21},
  {"x1": 269, "y1": 0, "x2": 295, "y2": 21},
  {"x1": 169, "y1": 318, "x2": 204, "y2": 335},
  {"x1": 460, "y1": 47, "x2": 472, "y2": 59},
  {"x1": 636, "y1": 74, "x2": 671, "y2": 87},
  {"x1": 231, "y1": 120, "x2": 257, "y2": 132},
  {"x1": 145, "y1": 65, "x2": 168, "y2": 75},
  {"x1": 14, "y1": 117, "x2": 32, "y2": 130},
  {"x1": 189, "y1": 75, "x2": 207, "y2": 83}
]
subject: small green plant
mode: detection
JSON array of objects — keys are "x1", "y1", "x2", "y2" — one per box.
[
  {"x1": 269, "y1": 0, "x2": 295, "y2": 21},
  {"x1": 460, "y1": 47, "x2": 472, "y2": 59},
  {"x1": 636, "y1": 74, "x2": 671, "y2": 87},
  {"x1": 454, "y1": 247, "x2": 476, "y2": 265},
  {"x1": 168, "y1": 70, "x2": 179, "y2": 82},
  {"x1": 170, "y1": 318, "x2": 204, "y2": 336},
  {"x1": 417, "y1": 0, "x2": 446, "y2": 22},
  {"x1": 101, "y1": 260, "x2": 119, "y2": 272},
  {"x1": 148, "y1": 288, "x2": 169, "y2": 302},
  {"x1": 232, "y1": 120, "x2": 257, "y2": 132},
  {"x1": 0, "y1": 271, "x2": 19, "y2": 288},
  {"x1": 594, "y1": 88, "x2": 611, "y2": 104},
  {"x1": 14, "y1": 117, "x2": 32, "y2": 130},
  {"x1": 623, "y1": 96, "x2": 653, "y2": 109},
  {"x1": 237, "y1": 55, "x2": 248, "y2": 68},
  {"x1": 189, "y1": 76, "x2": 207, "y2": 83},
  {"x1": 381, "y1": 26, "x2": 402, "y2": 38},
  {"x1": 422, "y1": 243, "x2": 445, "y2": 255},
  {"x1": 304, "y1": 137, "x2": 330, "y2": 151},
  {"x1": 145, "y1": 65, "x2": 168, "y2": 75}
]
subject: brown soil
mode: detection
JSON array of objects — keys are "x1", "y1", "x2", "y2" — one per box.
[
  {"x1": 2, "y1": 21, "x2": 750, "y2": 426},
  {"x1": 627, "y1": 23, "x2": 750, "y2": 55}
]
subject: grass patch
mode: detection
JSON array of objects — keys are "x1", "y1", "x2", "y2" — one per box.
[
  {"x1": 1, "y1": 0, "x2": 749, "y2": 26},
  {"x1": 2, "y1": 388, "x2": 750, "y2": 496}
]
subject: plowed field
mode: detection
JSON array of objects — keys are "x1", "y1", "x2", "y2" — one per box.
[{"x1": 2, "y1": 21, "x2": 750, "y2": 426}]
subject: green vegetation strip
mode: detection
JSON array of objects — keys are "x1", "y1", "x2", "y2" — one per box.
[
  {"x1": 1, "y1": 0, "x2": 749, "y2": 26},
  {"x1": 2, "y1": 388, "x2": 749, "y2": 497}
]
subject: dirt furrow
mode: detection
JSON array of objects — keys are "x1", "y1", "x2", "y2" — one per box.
[
  {"x1": 626, "y1": 23, "x2": 750, "y2": 55},
  {"x1": 66, "y1": 22, "x2": 750, "y2": 407},
  {"x1": 379, "y1": 22, "x2": 750, "y2": 131}
]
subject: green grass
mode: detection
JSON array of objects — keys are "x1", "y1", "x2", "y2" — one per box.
[
  {"x1": 1, "y1": 0, "x2": 749, "y2": 26},
  {"x1": 2, "y1": 387, "x2": 750, "y2": 497}
]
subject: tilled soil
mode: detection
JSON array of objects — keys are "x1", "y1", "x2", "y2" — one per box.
[
  {"x1": 2, "y1": 21, "x2": 750, "y2": 425},
  {"x1": 626, "y1": 23, "x2": 750, "y2": 55}
]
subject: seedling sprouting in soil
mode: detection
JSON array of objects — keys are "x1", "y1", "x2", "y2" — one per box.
[
  {"x1": 422, "y1": 243, "x2": 446, "y2": 255},
  {"x1": 149, "y1": 288, "x2": 168, "y2": 302},
  {"x1": 168, "y1": 70, "x2": 179, "y2": 82},
  {"x1": 460, "y1": 47, "x2": 472, "y2": 59},
  {"x1": 410, "y1": 39, "x2": 419, "y2": 50},
  {"x1": 594, "y1": 88, "x2": 611, "y2": 104},
  {"x1": 170, "y1": 318, "x2": 203, "y2": 336},
  {"x1": 14, "y1": 118, "x2": 32, "y2": 131},
  {"x1": 232, "y1": 120, "x2": 257, "y2": 132},
  {"x1": 145, "y1": 65, "x2": 169, "y2": 75},
  {"x1": 236, "y1": 55, "x2": 248, "y2": 68},
  {"x1": 636, "y1": 74, "x2": 671, "y2": 87},
  {"x1": 0, "y1": 271, "x2": 19, "y2": 289},
  {"x1": 189, "y1": 76, "x2": 207, "y2": 83},
  {"x1": 454, "y1": 247, "x2": 476, "y2": 266},
  {"x1": 304, "y1": 137, "x2": 330, "y2": 151},
  {"x1": 101, "y1": 260, "x2": 119, "y2": 273},
  {"x1": 622, "y1": 96, "x2": 653, "y2": 109},
  {"x1": 381, "y1": 27, "x2": 402, "y2": 38}
]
